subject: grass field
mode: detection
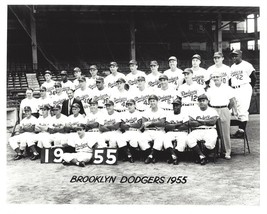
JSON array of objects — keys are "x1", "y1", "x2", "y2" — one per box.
[{"x1": 6, "y1": 114, "x2": 260, "y2": 205}]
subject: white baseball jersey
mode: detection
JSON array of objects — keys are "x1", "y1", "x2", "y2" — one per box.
[
  {"x1": 87, "y1": 76, "x2": 100, "y2": 90},
  {"x1": 105, "y1": 72, "x2": 126, "y2": 89},
  {"x1": 177, "y1": 82, "x2": 205, "y2": 106},
  {"x1": 20, "y1": 115, "x2": 38, "y2": 128},
  {"x1": 206, "y1": 84, "x2": 235, "y2": 106},
  {"x1": 61, "y1": 80, "x2": 75, "y2": 93},
  {"x1": 128, "y1": 86, "x2": 153, "y2": 111},
  {"x1": 91, "y1": 87, "x2": 111, "y2": 108},
  {"x1": 51, "y1": 92, "x2": 68, "y2": 107},
  {"x1": 20, "y1": 98, "x2": 39, "y2": 114},
  {"x1": 154, "y1": 87, "x2": 177, "y2": 110},
  {"x1": 143, "y1": 108, "x2": 166, "y2": 131},
  {"x1": 146, "y1": 72, "x2": 161, "y2": 90},
  {"x1": 41, "y1": 80, "x2": 56, "y2": 96},
  {"x1": 100, "y1": 111, "x2": 121, "y2": 126},
  {"x1": 207, "y1": 64, "x2": 231, "y2": 87},
  {"x1": 49, "y1": 114, "x2": 68, "y2": 129},
  {"x1": 67, "y1": 114, "x2": 86, "y2": 126},
  {"x1": 68, "y1": 133, "x2": 94, "y2": 153},
  {"x1": 73, "y1": 77, "x2": 90, "y2": 90},
  {"x1": 192, "y1": 67, "x2": 210, "y2": 87},
  {"x1": 166, "y1": 111, "x2": 188, "y2": 126},
  {"x1": 230, "y1": 60, "x2": 254, "y2": 87},
  {"x1": 126, "y1": 70, "x2": 146, "y2": 88},
  {"x1": 86, "y1": 110, "x2": 103, "y2": 125},
  {"x1": 163, "y1": 68, "x2": 184, "y2": 88},
  {"x1": 74, "y1": 88, "x2": 91, "y2": 110},
  {"x1": 36, "y1": 96, "x2": 53, "y2": 111},
  {"x1": 36, "y1": 115, "x2": 52, "y2": 131},
  {"x1": 121, "y1": 110, "x2": 143, "y2": 125},
  {"x1": 109, "y1": 89, "x2": 130, "y2": 112}
]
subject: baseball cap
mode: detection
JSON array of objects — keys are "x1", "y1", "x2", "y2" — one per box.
[
  {"x1": 110, "y1": 62, "x2": 118, "y2": 67},
  {"x1": 78, "y1": 76, "x2": 86, "y2": 82},
  {"x1": 54, "y1": 82, "x2": 62, "y2": 87},
  {"x1": 192, "y1": 54, "x2": 201, "y2": 61},
  {"x1": 60, "y1": 70, "x2": 68, "y2": 75},
  {"x1": 53, "y1": 104, "x2": 61, "y2": 110},
  {"x1": 172, "y1": 98, "x2": 182, "y2": 104},
  {"x1": 44, "y1": 70, "x2": 52, "y2": 75},
  {"x1": 126, "y1": 99, "x2": 136, "y2": 105},
  {"x1": 72, "y1": 103, "x2": 81, "y2": 109},
  {"x1": 105, "y1": 100, "x2": 114, "y2": 106},
  {"x1": 40, "y1": 86, "x2": 47, "y2": 91},
  {"x1": 73, "y1": 67, "x2": 81, "y2": 73},
  {"x1": 230, "y1": 50, "x2": 242, "y2": 55},
  {"x1": 148, "y1": 94, "x2": 158, "y2": 101},
  {"x1": 198, "y1": 94, "x2": 209, "y2": 101},
  {"x1": 213, "y1": 52, "x2": 223, "y2": 58},
  {"x1": 116, "y1": 78, "x2": 126, "y2": 83},
  {"x1": 168, "y1": 56, "x2": 177, "y2": 61},
  {"x1": 129, "y1": 59, "x2": 137, "y2": 65},
  {"x1": 96, "y1": 77, "x2": 104, "y2": 83},
  {"x1": 24, "y1": 106, "x2": 32, "y2": 112},
  {"x1": 90, "y1": 65, "x2": 98, "y2": 70},
  {"x1": 159, "y1": 74, "x2": 168, "y2": 80},
  {"x1": 182, "y1": 68, "x2": 193, "y2": 74},
  {"x1": 89, "y1": 99, "x2": 99, "y2": 105},
  {"x1": 150, "y1": 60, "x2": 158, "y2": 66},
  {"x1": 40, "y1": 104, "x2": 50, "y2": 110},
  {"x1": 137, "y1": 76, "x2": 145, "y2": 81}
]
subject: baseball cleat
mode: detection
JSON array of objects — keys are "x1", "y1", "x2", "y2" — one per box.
[
  {"x1": 79, "y1": 161, "x2": 86, "y2": 167},
  {"x1": 167, "y1": 159, "x2": 173, "y2": 164},
  {"x1": 145, "y1": 156, "x2": 153, "y2": 164},
  {"x1": 14, "y1": 154, "x2": 23, "y2": 160},
  {"x1": 30, "y1": 154, "x2": 39, "y2": 160},
  {"x1": 128, "y1": 156, "x2": 135, "y2": 163},
  {"x1": 173, "y1": 158, "x2": 179, "y2": 165},
  {"x1": 200, "y1": 157, "x2": 207, "y2": 165}
]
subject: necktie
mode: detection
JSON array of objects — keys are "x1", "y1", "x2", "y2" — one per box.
[{"x1": 68, "y1": 99, "x2": 72, "y2": 115}]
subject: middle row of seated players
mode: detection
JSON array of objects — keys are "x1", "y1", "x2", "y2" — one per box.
[{"x1": 10, "y1": 93, "x2": 221, "y2": 166}]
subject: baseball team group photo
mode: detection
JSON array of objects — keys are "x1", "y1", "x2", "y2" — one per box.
[{"x1": 5, "y1": 4, "x2": 261, "y2": 207}]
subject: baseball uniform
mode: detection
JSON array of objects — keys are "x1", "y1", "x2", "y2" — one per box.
[
  {"x1": 105, "y1": 72, "x2": 126, "y2": 89},
  {"x1": 51, "y1": 92, "x2": 68, "y2": 107},
  {"x1": 49, "y1": 113, "x2": 68, "y2": 147},
  {"x1": 20, "y1": 97, "x2": 39, "y2": 118},
  {"x1": 73, "y1": 77, "x2": 90, "y2": 90},
  {"x1": 192, "y1": 67, "x2": 210, "y2": 88},
  {"x1": 109, "y1": 88, "x2": 130, "y2": 112},
  {"x1": 129, "y1": 86, "x2": 153, "y2": 112},
  {"x1": 74, "y1": 88, "x2": 91, "y2": 113},
  {"x1": 41, "y1": 80, "x2": 56, "y2": 96},
  {"x1": 154, "y1": 86, "x2": 177, "y2": 111},
  {"x1": 146, "y1": 71, "x2": 161, "y2": 90},
  {"x1": 126, "y1": 70, "x2": 146, "y2": 89},
  {"x1": 163, "y1": 68, "x2": 184, "y2": 89},
  {"x1": 208, "y1": 64, "x2": 231, "y2": 87},
  {"x1": 35, "y1": 114, "x2": 53, "y2": 148},
  {"x1": 90, "y1": 87, "x2": 111, "y2": 109},
  {"x1": 61, "y1": 80, "x2": 75, "y2": 93},
  {"x1": 87, "y1": 76, "x2": 100, "y2": 90}
]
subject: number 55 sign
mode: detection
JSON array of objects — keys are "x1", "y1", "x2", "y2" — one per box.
[{"x1": 93, "y1": 148, "x2": 118, "y2": 165}]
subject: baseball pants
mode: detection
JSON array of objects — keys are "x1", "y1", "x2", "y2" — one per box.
[
  {"x1": 9, "y1": 132, "x2": 37, "y2": 150},
  {"x1": 187, "y1": 129, "x2": 217, "y2": 150},
  {"x1": 36, "y1": 132, "x2": 53, "y2": 148},
  {"x1": 62, "y1": 152, "x2": 93, "y2": 163},
  {"x1": 101, "y1": 131, "x2": 124, "y2": 148},
  {"x1": 50, "y1": 133, "x2": 68, "y2": 147},
  {"x1": 164, "y1": 131, "x2": 188, "y2": 152},
  {"x1": 118, "y1": 130, "x2": 149, "y2": 150},
  {"x1": 86, "y1": 131, "x2": 107, "y2": 148},
  {"x1": 140, "y1": 130, "x2": 165, "y2": 151}
]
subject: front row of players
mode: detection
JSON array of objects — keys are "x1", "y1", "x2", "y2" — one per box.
[{"x1": 9, "y1": 93, "x2": 219, "y2": 166}]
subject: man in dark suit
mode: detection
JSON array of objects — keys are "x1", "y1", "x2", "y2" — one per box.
[{"x1": 61, "y1": 89, "x2": 85, "y2": 116}]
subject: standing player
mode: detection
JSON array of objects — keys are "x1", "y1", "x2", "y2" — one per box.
[
  {"x1": 191, "y1": 54, "x2": 210, "y2": 89},
  {"x1": 119, "y1": 99, "x2": 143, "y2": 162},
  {"x1": 74, "y1": 76, "x2": 91, "y2": 114},
  {"x1": 164, "y1": 98, "x2": 189, "y2": 165},
  {"x1": 177, "y1": 68, "x2": 205, "y2": 115},
  {"x1": 87, "y1": 65, "x2": 100, "y2": 90},
  {"x1": 9, "y1": 106, "x2": 39, "y2": 160},
  {"x1": 125, "y1": 60, "x2": 146, "y2": 89},
  {"x1": 51, "y1": 82, "x2": 68, "y2": 107},
  {"x1": 129, "y1": 76, "x2": 153, "y2": 112},
  {"x1": 163, "y1": 56, "x2": 184, "y2": 89},
  {"x1": 36, "y1": 86, "x2": 53, "y2": 115},
  {"x1": 154, "y1": 74, "x2": 176, "y2": 111},
  {"x1": 41, "y1": 70, "x2": 55, "y2": 96},
  {"x1": 105, "y1": 62, "x2": 125, "y2": 89},
  {"x1": 187, "y1": 94, "x2": 219, "y2": 165},
  {"x1": 60, "y1": 70, "x2": 74, "y2": 93},
  {"x1": 230, "y1": 49, "x2": 257, "y2": 137},
  {"x1": 72, "y1": 67, "x2": 90, "y2": 90},
  {"x1": 146, "y1": 60, "x2": 162, "y2": 90},
  {"x1": 19, "y1": 88, "x2": 39, "y2": 121},
  {"x1": 141, "y1": 95, "x2": 166, "y2": 164},
  {"x1": 207, "y1": 52, "x2": 231, "y2": 87}
]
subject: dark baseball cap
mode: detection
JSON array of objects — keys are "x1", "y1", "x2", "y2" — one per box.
[
  {"x1": 54, "y1": 82, "x2": 62, "y2": 87},
  {"x1": 78, "y1": 76, "x2": 86, "y2": 82},
  {"x1": 40, "y1": 104, "x2": 51, "y2": 110},
  {"x1": 230, "y1": 50, "x2": 242, "y2": 55},
  {"x1": 192, "y1": 54, "x2": 201, "y2": 61},
  {"x1": 150, "y1": 60, "x2": 158, "y2": 66},
  {"x1": 24, "y1": 106, "x2": 32, "y2": 111},
  {"x1": 126, "y1": 99, "x2": 136, "y2": 105},
  {"x1": 159, "y1": 74, "x2": 168, "y2": 80},
  {"x1": 90, "y1": 65, "x2": 98, "y2": 70},
  {"x1": 73, "y1": 67, "x2": 81, "y2": 73},
  {"x1": 148, "y1": 94, "x2": 158, "y2": 101},
  {"x1": 172, "y1": 98, "x2": 182, "y2": 104},
  {"x1": 72, "y1": 103, "x2": 81, "y2": 109},
  {"x1": 110, "y1": 62, "x2": 118, "y2": 67},
  {"x1": 182, "y1": 68, "x2": 193, "y2": 74},
  {"x1": 89, "y1": 99, "x2": 98, "y2": 105},
  {"x1": 60, "y1": 70, "x2": 68, "y2": 75},
  {"x1": 96, "y1": 77, "x2": 104, "y2": 82},
  {"x1": 198, "y1": 94, "x2": 209, "y2": 101},
  {"x1": 53, "y1": 104, "x2": 61, "y2": 110},
  {"x1": 116, "y1": 78, "x2": 126, "y2": 83},
  {"x1": 168, "y1": 56, "x2": 177, "y2": 61},
  {"x1": 137, "y1": 76, "x2": 146, "y2": 81},
  {"x1": 40, "y1": 86, "x2": 47, "y2": 91},
  {"x1": 44, "y1": 70, "x2": 52, "y2": 75},
  {"x1": 105, "y1": 100, "x2": 114, "y2": 106},
  {"x1": 213, "y1": 52, "x2": 223, "y2": 57},
  {"x1": 129, "y1": 59, "x2": 137, "y2": 65}
]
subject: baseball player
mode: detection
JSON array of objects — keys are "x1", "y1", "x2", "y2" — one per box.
[
  {"x1": 87, "y1": 65, "x2": 101, "y2": 90},
  {"x1": 187, "y1": 94, "x2": 219, "y2": 165},
  {"x1": 154, "y1": 74, "x2": 176, "y2": 111},
  {"x1": 74, "y1": 76, "x2": 91, "y2": 114},
  {"x1": 36, "y1": 86, "x2": 53, "y2": 116},
  {"x1": 105, "y1": 62, "x2": 126, "y2": 89},
  {"x1": 72, "y1": 67, "x2": 90, "y2": 90},
  {"x1": 129, "y1": 76, "x2": 153, "y2": 112},
  {"x1": 191, "y1": 54, "x2": 210, "y2": 89},
  {"x1": 19, "y1": 88, "x2": 39, "y2": 121},
  {"x1": 109, "y1": 78, "x2": 130, "y2": 112},
  {"x1": 41, "y1": 70, "x2": 55, "y2": 96},
  {"x1": 230, "y1": 49, "x2": 257, "y2": 138},
  {"x1": 51, "y1": 82, "x2": 68, "y2": 107},
  {"x1": 119, "y1": 99, "x2": 143, "y2": 163},
  {"x1": 126, "y1": 60, "x2": 146, "y2": 89},
  {"x1": 207, "y1": 52, "x2": 231, "y2": 87},
  {"x1": 164, "y1": 98, "x2": 189, "y2": 165},
  {"x1": 99, "y1": 100, "x2": 123, "y2": 149},
  {"x1": 206, "y1": 71, "x2": 237, "y2": 160},
  {"x1": 146, "y1": 60, "x2": 162, "y2": 91},
  {"x1": 35, "y1": 104, "x2": 53, "y2": 149},
  {"x1": 9, "y1": 106, "x2": 39, "y2": 160},
  {"x1": 163, "y1": 56, "x2": 184, "y2": 89},
  {"x1": 177, "y1": 68, "x2": 205, "y2": 115},
  {"x1": 60, "y1": 70, "x2": 75, "y2": 93},
  {"x1": 141, "y1": 95, "x2": 166, "y2": 164},
  {"x1": 48, "y1": 104, "x2": 68, "y2": 147},
  {"x1": 90, "y1": 77, "x2": 111, "y2": 109},
  {"x1": 61, "y1": 124, "x2": 95, "y2": 167}
]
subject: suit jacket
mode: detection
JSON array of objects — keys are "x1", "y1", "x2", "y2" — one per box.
[{"x1": 61, "y1": 98, "x2": 85, "y2": 116}]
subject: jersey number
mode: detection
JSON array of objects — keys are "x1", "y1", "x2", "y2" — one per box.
[
  {"x1": 93, "y1": 148, "x2": 118, "y2": 165},
  {"x1": 236, "y1": 74, "x2": 243, "y2": 80},
  {"x1": 191, "y1": 95, "x2": 197, "y2": 101}
]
